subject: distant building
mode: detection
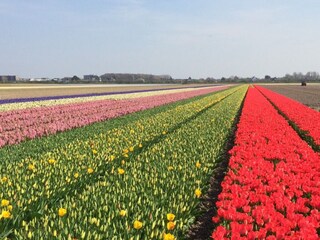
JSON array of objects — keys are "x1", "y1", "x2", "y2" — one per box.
[
  {"x1": 30, "y1": 78, "x2": 50, "y2": 82},
  {"x1": 16, "y1": 77, "x2": 31, "y2": 82},
  {"x1": 84, "y1": 75, "x2": 100, "y2": 81},
  {"x1": 0, "y1": 75, "x2": 16, "y2": 82},
  {"x1": 61, "y1": 77, "x2": 73, "y2": 82}
]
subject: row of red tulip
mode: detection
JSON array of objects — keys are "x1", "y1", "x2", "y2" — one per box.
[
  {"x1": 256, "y1": 85, "x2": 320, "y2": 145},
  {"x1": 0, "y1": 86, "x2": 228, "y2": 148},
  {"x1": 211, "y1": 87, "x2": 320, "y2": 239}
]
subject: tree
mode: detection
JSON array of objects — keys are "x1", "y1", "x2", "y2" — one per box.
[
  {"x1": 306, "y1": 71, "x2": 319, "y2": 81},
  {"x1": 72, "y1": 75, "x2": 80, "y2": 82}
]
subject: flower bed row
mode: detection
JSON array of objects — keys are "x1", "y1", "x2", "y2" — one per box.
[
  {"x1": 0, "y1": 84, "x2": 222, "y2": 105},
  {"x1": 0, "y1": 86, "x2": 221, "y2": 112},
  {"x1": 211, "y1": 87, "x2": 320, "y2": 239},
  {"x1": 0, "y1": 86, "x2": 246, "y2": 238},
  {"x1": 0, "y1": 86, "x2": 230, "y2": 166},
  {"x1": 10, "y1": 86, "x2": 247, "y2": 239},
  {"x1": 256, "y1": 85, "x2": 320, "y2": 146},
  {"x1": 0, "y1": 86, "x2": 229, "y2": 148}
]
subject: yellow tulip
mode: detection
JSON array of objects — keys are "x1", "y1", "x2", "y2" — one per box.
[
  {"x1": 0, "y1": 210, "x2": 11, "y2": 219},
  {"x1": 118, "y1": 168, "x2": 125, "y2": 175},
  {"x1": 1, "y1": 199, "x2": 9, "y2": 207},
  {"x1": 195, "y1": 188, "x2": 202, "y2": 198},
  {"x1": 163, "y1": 233, "x2": 175, "y2": 240},
  {"x1": 119, "y1": 210, "x2": 126, "y2": 217},
  {"x1": 28, "y1": 164, "x2": 35, "y2": 171},
  {"x1": 58, "y1": 208, "x2": 67, "y2": 217},
  {"x1": 123, "y1": 149, "x2": 129, "y2": 154},
  {"x1": 167, "y1": 213, "x2": 175, "y2": 221},
  {"x1": 87, "y1": 168, "x2": 94, "y2": 174},
  {"x1": 167, "y1": 221, "x2": 175, "y2": 230},
  {"x1": 48, "y1": 159, "x2": 56, "y2": 164},
  {"x1": 133, "y1": 220, "x2": 143, "y2": 230}
]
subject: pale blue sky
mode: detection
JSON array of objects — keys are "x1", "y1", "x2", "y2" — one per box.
[{"x1": 1, "y1": 0, "x2": 320, "y2": 79}]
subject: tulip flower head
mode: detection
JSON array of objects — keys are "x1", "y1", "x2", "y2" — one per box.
[
  {"x1": 163, "y1": 233, "x2": 175, "y2": 240},
  {"x1": 119, "y1": 210, "x2": 126, "y2": 217},
  {"x1": 133, "y1": 220, "x2": 143, "y2": 230},
  {"x1": 0, "y1": 210, "x2": 11, "y2": 219},
  {"x1": 167, "y1": 213, "x2": 175, "y2": 221},
  {"x1": 28, "y1": 164, "x2": 35, "y2": 171},
  {"x1": 1, "y1": 199, "x2": 9, "y2": 207},
  {"x1": 58, "y1": 208, "x2": 67, "y2": 217},
  {"x1": 48, "y1": 159, "x2": 56, "y2": 164},
  {"x1": 195, "y1": 188, "x2": 202, "y2": 198},
  {"x1": 118, "y1": 168, "x2": 125, "y2": 175},
  {"x1": 167, "y1": 221, "x2": 175, "y2": 230}
]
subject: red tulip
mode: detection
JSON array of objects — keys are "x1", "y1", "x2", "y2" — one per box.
[{"x1": 211, "y1": 87, "x2": 320, "y2": 239}]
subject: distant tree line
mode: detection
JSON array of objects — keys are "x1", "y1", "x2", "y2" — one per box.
[
  {"x1": 203, "y1": 71, "x2": 320, "y2": 83},
  {"x1": 99, "y1": 73, "x2": 173, "y2": 83},
  {"x1": 280, "y1": 72, "x2": 320, "y2": 82},
  {"x1": 3, "y1": 71, "x2": 320, "y2": 84}
]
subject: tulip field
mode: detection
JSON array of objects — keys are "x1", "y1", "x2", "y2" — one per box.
[
  {"x1": 0, "y1": 86, "x2": 230, "y2": 147},
  {"x1": 0, "y1": 84, "x2": 319, "y2": 239}
]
